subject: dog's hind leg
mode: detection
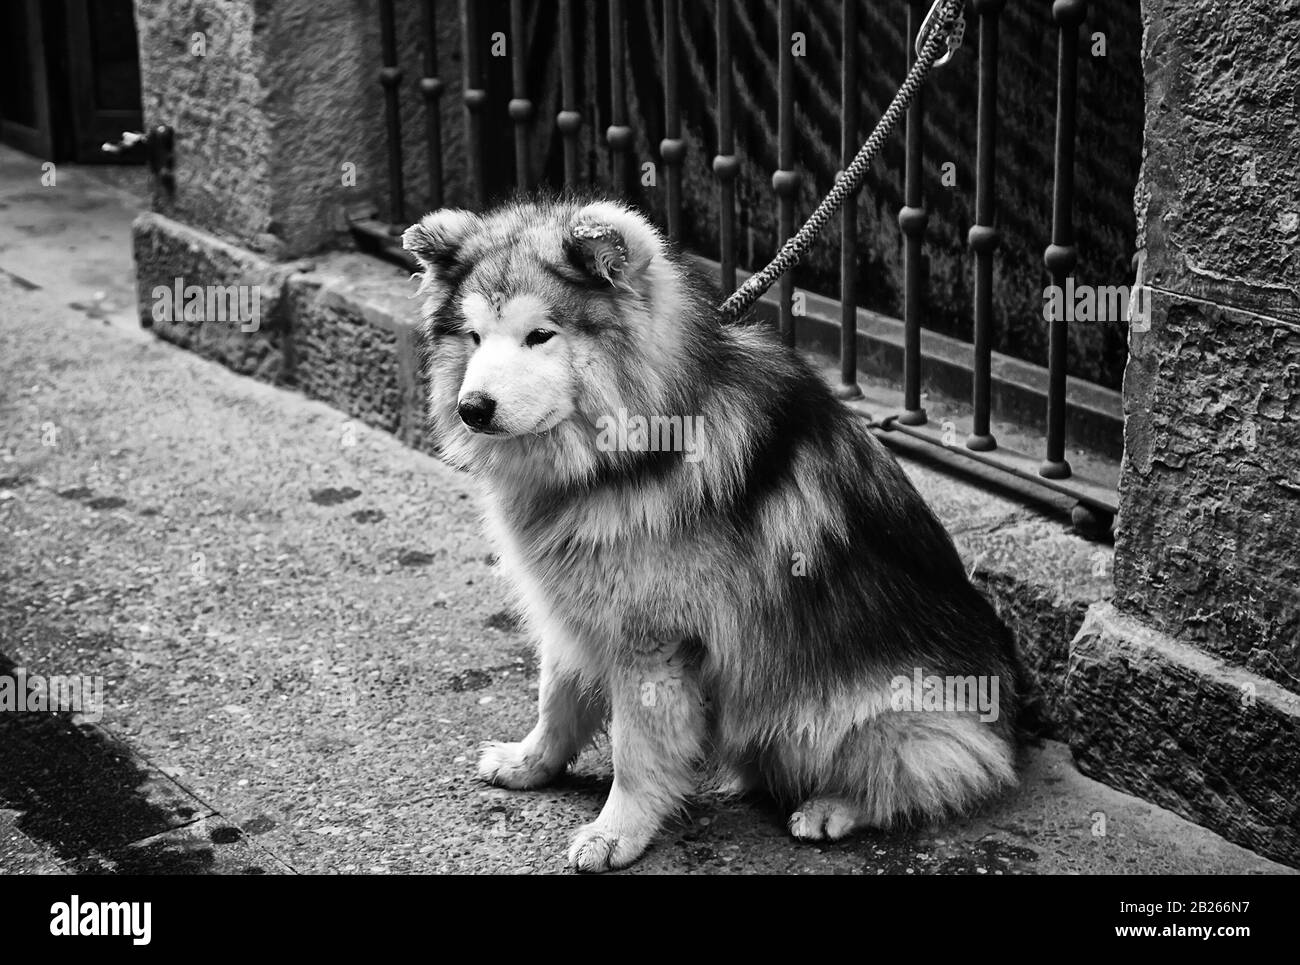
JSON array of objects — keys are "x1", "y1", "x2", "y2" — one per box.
[
  {"x1": 568, "y1": 636, "x2": 705, "y2": 872},
  {"x1": 788, "y1": 796, "x2": 872, "y2": 841},
  {"x1": 782, "y1": 712, "x2": 1016, "y2": 838},
  {"x1": 478, "y1": 634, "x2": 604, "y2": 790}
]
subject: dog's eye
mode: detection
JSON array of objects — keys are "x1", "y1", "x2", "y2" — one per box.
[
  {"x1": 468, "y1": 331, "x2": 480, "y2": 346},
  {"x1": 525, "y1": 329, "x2": 555, "y2": 347}
]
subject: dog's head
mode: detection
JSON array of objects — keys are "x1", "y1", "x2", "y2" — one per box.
[{"x1": 403, "y1": 199, "x2": 697, "y2": 482}]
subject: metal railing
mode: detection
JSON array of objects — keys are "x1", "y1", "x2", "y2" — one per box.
[{"x1": 353, "y1": 0, "x2": 1121, "y2": 524}]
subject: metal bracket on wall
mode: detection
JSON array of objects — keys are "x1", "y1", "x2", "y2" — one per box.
[{"x1": 102, "y1": 125, "x2": 175, "y2": 192}]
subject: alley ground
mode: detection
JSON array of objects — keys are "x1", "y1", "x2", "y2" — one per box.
[{"x1": 0, "y1": 147, "x2": 1290, "y2": 874}]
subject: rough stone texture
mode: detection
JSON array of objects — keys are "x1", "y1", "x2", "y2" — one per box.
[
  {"x1": 133, "y1": 1, "x2": 275, "y2": 249},
  {"x1": 131, "y1": 212, "x2": 292, "y2": 382},
  {"x1": 1067, "y1": 602, "x2": 1300, "y2": 867},
  {"x1": 963, "y1": 519, "x2": 1113, "y2": 733},
  {"x1": 1135, "y1": 0, "x2": 1299, "y2": 319},
  {"x1": 132, "y1": 214, "x2": 433, "y2": 452},
  {"x1": 1118, "y1": 0, "x2": 1300, "y2": 689},
  {"x1": 285, "y1": 257, "x2": 423, "y2": 447},
  {"x1": 132, "y1": 0, "x2": 465, "y2": 257},
  {"x1": 1117, "y1": 293, "x2": 1300, "y2": 685},
  {"x1": 294, "y1": 253, "x2": 435, "y2": 456}
]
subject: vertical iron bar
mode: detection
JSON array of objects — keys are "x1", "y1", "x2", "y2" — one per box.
[
  {"x1": 1042, "y1": 0, "x2": 1085, "y2": 479},
  {"x1": 897, "y1": 0, "x2": 927, "y2": 424},
  {"x1": 420, "y1": 0, "x2": 444, "y2": 211},
  {"x1": 661, "y1": 0, "x2": 684, "y2": 241},
  {"x1": 713, "y1": 0, "x2": 737, "y2": 294},
  {"x1": 836, "y1": 0, "x2": 862, "y2": 399},
  {"x1": 461, "y1": 0, "x2": 486, "y2": 208},
  {"x1": 607, "y1": 0, "x2": 630, "y2": 194},
  {"x1": 377, "y1": 0, "x2": 405, "y2": 228},
  {"x1": 773, "y1": 0, "x2": 799, "y2": 346},
  {"x1": 557, "y1": 0, "x2": 580, "y2": 186},
  {"x1": 509, "y1": 0, "x2": 534, "y2": 190},
  {"x1": 967, "y1": 0, "x2": 1003, "y2": 450}
]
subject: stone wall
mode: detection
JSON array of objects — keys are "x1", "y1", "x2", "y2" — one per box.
[
  {"x1": 134, "y1": 0, "x2": 276, "y2": 249},
  {"x1": 1115, "y1": 0, "x2": 1300, "y2": 689},
  {"x1": 1068, "y1": 605, "x2": 1300, "y2": 864},
  {"x1": 133, "y1": 0, "x2": 467, "y2": 258}
]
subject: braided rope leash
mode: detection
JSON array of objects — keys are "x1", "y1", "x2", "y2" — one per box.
[{"x1": 718, "y1": 0, "x2": 966, "y2": 322}]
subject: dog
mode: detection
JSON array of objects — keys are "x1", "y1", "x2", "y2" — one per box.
[{"x1": 403, "y1": 198, "x2": 1021, "y2": 872}]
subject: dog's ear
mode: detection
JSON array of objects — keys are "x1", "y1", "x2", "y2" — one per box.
[
  {"x1": 402, "y1": 209, "x2": 481, "y2": 287},
  {"x1": 564, "y1": 202, "x2": 661, "y2": 290}
]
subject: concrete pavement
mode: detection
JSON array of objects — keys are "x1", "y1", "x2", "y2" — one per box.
[{"x1": 0, "y1": 149, "x2": 1291, "y2": 874}]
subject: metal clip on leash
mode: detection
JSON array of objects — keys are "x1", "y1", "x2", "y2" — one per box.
[
  {"x1": 718, "y1": 0, "x2": 966, "y2": 322},
  {"x1": 917, "y1": 0, "x2": 966, "y2": 67}
]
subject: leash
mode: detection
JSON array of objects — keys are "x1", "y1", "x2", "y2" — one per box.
[{"x1": 718, "y1": 0, "x2": 966, "y2": 321}]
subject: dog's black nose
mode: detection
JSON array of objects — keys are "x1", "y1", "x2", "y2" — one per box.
[{"x1": 458, "y1": 392, "x2": 496, "y2": 430}]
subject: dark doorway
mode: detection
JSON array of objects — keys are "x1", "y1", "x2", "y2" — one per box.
[{"x1": 0, "y1": 0, "x2": 143, "y2": 163}]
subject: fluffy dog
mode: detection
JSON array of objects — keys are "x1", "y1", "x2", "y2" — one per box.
[{"x1": 403, "y1": 198, "x2": 1021, "y2": 872}]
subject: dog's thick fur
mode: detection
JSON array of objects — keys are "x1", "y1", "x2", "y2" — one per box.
[{"x1": 404, "y1": 198, "x2": 1021, "y2": 872}]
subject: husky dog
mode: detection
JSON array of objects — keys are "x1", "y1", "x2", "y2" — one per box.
[{"x1": 403, "y1": 198, "x2": 1021, "y2": 872}]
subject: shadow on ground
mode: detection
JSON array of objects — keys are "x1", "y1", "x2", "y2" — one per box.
[{"x1": 0, "y1": 651, "x2": 264, "y2": 874}]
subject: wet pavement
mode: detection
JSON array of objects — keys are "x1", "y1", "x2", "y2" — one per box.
[{"x1": 0, "y1": 148, "x2": 1292, "y2": 875}]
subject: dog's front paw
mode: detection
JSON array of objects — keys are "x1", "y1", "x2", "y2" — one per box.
[
  {"x1": 477, "y1": 741, "x2": 557, "y2": 789},
  {"x1": 566, "y1": 821, "x2": 651, "y2": 873}
]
